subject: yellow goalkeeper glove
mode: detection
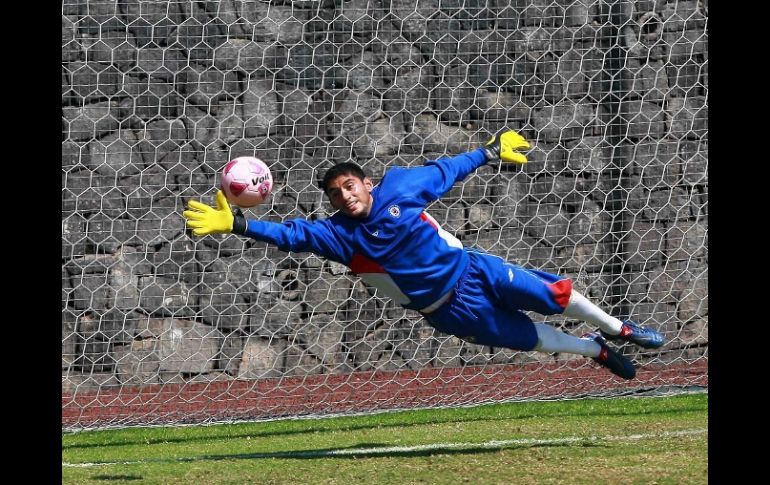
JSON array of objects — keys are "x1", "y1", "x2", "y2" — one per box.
[
  {"x1": 483, "y1": 129, "x2": 530, "y2": 164},
  {"x1": 183, "y1": 190, "x2": 246, "y2": 236}
]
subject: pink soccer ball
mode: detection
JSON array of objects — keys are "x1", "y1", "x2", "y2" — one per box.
[{"x1": 220, "y1": 156, "x2": 273, "y2": 208}]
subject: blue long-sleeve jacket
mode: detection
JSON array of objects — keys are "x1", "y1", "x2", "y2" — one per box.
[{"x1": 242, "y1": 148, "x2": 489, "y2": 311}]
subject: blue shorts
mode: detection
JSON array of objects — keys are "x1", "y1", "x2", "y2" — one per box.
[{"x1": 421, "y1": 250, "x2": 572, "y2": 351}]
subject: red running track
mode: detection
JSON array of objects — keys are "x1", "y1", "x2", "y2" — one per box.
[{"x1": 62, "y1": 360, "x2": 707, "y2": 430}]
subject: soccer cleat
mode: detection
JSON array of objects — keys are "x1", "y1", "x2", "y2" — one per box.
[
  {"x1": 584, "y1": 333, "x2": 636, "y2": 380},
  {"x1": 600, "y1": 320, "x2": 665, "y2": 349}
]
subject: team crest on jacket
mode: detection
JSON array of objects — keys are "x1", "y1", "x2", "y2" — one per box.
[{"x1": 388, "y1": 205, "x2": 401, "y2": 218}]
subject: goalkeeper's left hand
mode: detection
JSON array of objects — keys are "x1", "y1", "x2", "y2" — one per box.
[
  {"x1": 482, "y1": 129, "x2": 530, "y2": 164},
  {"x1": 183, "y1": 190, "x2": 239, "y2": 236}
]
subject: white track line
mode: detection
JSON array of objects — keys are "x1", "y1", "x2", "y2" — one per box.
[{"x1": 63, "y1": 428, "x2": 707, "y2": 468}]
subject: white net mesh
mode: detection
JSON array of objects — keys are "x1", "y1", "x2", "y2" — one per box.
[{"x1": 62, "y1": 0, "x2": 707, "y2": 430}]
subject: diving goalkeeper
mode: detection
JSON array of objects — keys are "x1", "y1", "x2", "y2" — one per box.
[{"x1": 183, "y1": 130, "x2": 664, "y2": 380}]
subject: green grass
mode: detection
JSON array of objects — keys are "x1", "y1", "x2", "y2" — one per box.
[{"x1": 63, "y1": 393, "x2": 707, "y2": 484}]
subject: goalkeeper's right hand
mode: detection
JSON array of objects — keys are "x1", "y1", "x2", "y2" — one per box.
[
  {"x1": 483, "y1": 129, "x2": 530, "y2": 164},
  {"x1": 183, "y1": 190, "x2": 246, "y2": 236}
]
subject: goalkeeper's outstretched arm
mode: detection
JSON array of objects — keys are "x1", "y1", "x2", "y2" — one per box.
[{"x1": 182, "y1": 190, "x2": 344, "y2": 261}]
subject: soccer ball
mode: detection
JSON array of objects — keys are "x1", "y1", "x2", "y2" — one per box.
[{"x1": 220, "y1": 156, "x2": 273, "y2": 208}]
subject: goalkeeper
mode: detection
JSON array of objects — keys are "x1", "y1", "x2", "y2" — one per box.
[{"x1": 183, "y1": 130, "x2": 664, "y2": 380}]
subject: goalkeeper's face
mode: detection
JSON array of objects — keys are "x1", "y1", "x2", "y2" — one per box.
[{"x1": 325, "y1": 173, "x2": 374, "y2": 218}]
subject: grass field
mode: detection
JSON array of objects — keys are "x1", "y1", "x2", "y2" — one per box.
[{"x1": 62, "y1": 392, "x2": 707, "y2": 484}]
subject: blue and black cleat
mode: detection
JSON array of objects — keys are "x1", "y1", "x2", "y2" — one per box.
[
  {"x1": 584, "y1": 333, "x2": 636, "y2": 380},
  {"x1": 601, "y1": 320, "x2": 665, "y2": 349}
]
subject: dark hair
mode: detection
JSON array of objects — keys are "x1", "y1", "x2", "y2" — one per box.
[{"x1": 320, "y1": 162, "x2": 368, "y2": 193}]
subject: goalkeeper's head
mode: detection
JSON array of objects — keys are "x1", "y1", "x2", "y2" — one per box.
[{"x1": 321, "y1": 162, "x2": 374, "y2": 219}]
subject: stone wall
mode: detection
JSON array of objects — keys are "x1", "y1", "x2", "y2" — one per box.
[{"x1": 62, "y1": 0, "x2": 708, "y2": 391}]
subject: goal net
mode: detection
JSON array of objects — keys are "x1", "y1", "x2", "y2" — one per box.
[{"x1": 62, "y1": 0, "x2": 707, "y2": 431}]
